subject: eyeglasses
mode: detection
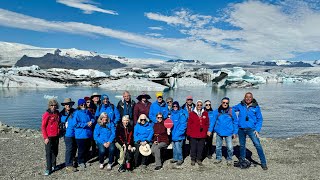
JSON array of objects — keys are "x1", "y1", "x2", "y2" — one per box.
[
  {"x1": 205, "y1": 104, "x2": 211, "y2": 106},
  {"x1": 167, "y1": 101, "x2": 172, "y2": 103},
  {"x1": 222, "y1": 102, "x2": 229, "y2": 105},
  {"x1": 50, "y1": 104, "x2": 57, "y2": 107},
  {"x1": 173, "y1": 105, "x2": 178, "y2": 107},
  {"x1": 140, "y1": 119, "x2": 146, "y2": 121},
  {"x1": 197, "y1": 104, "x2": 202, "y2": 107},
  {"x1": 157, "y1": 117, "x2": 163, "y2": 119},
  {"x1": 80, "y1": 104, "x2": 85, "y2": 106}
]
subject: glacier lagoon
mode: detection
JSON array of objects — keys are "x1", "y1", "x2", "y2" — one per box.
[{"x1": 1, "y1": 83, "x2": 319, "y2": 138}]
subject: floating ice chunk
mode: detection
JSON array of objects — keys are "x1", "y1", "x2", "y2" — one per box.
[
  {"x1": 176, "y1": 77, "x2": 207, "y2": 87},
  {"x1": 44, "y1": 95, "x2": 58, "y2": 100},
  {"x1": 0, "y1": 75, "x2": 66, "y2": 88},
  {"x1": 99, "y1": 78, "x2": 168, "y2": 91}
]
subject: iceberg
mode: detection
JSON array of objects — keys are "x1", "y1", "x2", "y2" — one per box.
[{"x1": 99, "y1": 78, "x2": 168, "y2": 91}]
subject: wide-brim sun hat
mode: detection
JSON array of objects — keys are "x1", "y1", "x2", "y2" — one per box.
[
  {"x1": 139, "y1": 144, "x2": 152, "y2": 156},
  {"x1": 61, "y1": 98, "x2": 75, "y2": 106},
  {"x1": 136, "y1": 92, "x2": 151, "y2": 101},
  {"x1": 91, "y1": 92, "x2": 101, "y2": 99}
]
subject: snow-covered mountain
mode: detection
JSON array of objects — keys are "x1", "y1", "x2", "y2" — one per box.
[{"x1": 251, "y1": 60, "x2": 313, "y2": 67}]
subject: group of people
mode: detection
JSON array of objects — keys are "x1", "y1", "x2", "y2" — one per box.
[{"x1": 41, "y1": 91, "x2": 268, "y2": 176}]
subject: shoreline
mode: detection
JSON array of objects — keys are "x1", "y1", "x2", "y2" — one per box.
[{"x1": 1, "y1": 121, "x2": 320, "y2": 179}]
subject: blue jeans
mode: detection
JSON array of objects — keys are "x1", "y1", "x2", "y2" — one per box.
[
  {"x1": 97, "y1": 142, "x2": 115, "y2": 164},
  {"x1": 64, "y1": 136, "x2": 77, "y2": 167},
  {"x1": 76, "y1": 138, "x2": 91, "y2": 165},
  {"x1": 216, "y1": 135, "x2": 233, "y2": 160},
  {"x1": 238, "y1": 128, "x2": 267, "y2": 165},
  {"x1": 173, "y1": 140, "x2": 184, "y2": 161}
]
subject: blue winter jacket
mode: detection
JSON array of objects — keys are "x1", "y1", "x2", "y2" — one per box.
[
  {"x1": 94, "y1": 123, "x2": 116, "y2": 144},
  {"x1": 95, "y1": 103, "x2": 121, "y2": 124},
  {"x1": 74, "y1": 109, "x2": 94, "y2": 139},
  {"x1": 209, "y1": 107, "x2": 239, "y2": 136},
  {"x1": 149, "y1": 101, "x2": 169, "y2": 124},
  {"x1": 134, "y1": 122, "x2": 154, "y2": 143},
  {"x1": 232, "y1": 99, "x2": 263, "y2": 132},
  {"x1": 60, "y1": 108, "x2": 75, "y2": 137},
  {"x1": 170, "y1": 109, "x2": 188, "y2": 141}
]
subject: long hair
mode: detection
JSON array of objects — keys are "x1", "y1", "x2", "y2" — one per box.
[
  {"x1": 47, "y1": 99, "x2": 59, "y2": 110},
  {"x1": 97, "y1": 112, "x2": 109, "y2": 126},
  {"x1": 137, "y1": 114, "x2": 150, "y2": 124}
]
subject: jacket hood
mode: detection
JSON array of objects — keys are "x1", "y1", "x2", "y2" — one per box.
[{"x1": 241, "y1": 98, "x2": 258, "y2": 107}]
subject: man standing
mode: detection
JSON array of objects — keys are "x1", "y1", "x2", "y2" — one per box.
[
  {"x1": 233, "y1": 92, "x2": 268, "y2": 170},
  {"x1": 117, "y1": 91, "x2": 136, "y2": 126},
  {"x1": 181, "y1": 95, "x2": 195, "y2": 116},
  {"x1": 149, "y1": 92, "x2": 169, "y2": 124},
  {"x1": 95, "y1": 94, "x2": 121, "y2": 125}
]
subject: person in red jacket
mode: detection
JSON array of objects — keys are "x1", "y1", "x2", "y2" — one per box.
[
  {"x1": 133, "y1": 92, "x2": 152, "y2": 125},
  {"x1": 41, "y1": 99, "x2": 60, "y2": 176},
  {"x1": 151, "y1": 113, "x2": 169, "y2": 170},
  {"x1": 187, "y1": 100, "x2": 209, "y2": 166}
]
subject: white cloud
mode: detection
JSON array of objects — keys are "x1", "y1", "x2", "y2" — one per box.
[
  {"x1": 148, "y1": 26, "x2": 163, "y2": 30},
  {"x1": 57, "y1": 0, "x2": 118, "y2": 15},
  {"x1": 144, "y1": 52, "x2": 178, "y2": 59},
  {"x1": 146, "y1": 33, "x2": 162, "y2": 37}
]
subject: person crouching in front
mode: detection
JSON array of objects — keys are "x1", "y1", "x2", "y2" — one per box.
[
  {"x1": 134, "y1": 114, "x2": 154, "y2": 169},
  {"x1": 94, "y1": 112, "x2": 116, "y2": 170}
]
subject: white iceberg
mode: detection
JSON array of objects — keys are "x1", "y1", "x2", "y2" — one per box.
[
  {"x1": 0, "y1": 75, "x2": 66, "y2": 88},
  {"x1": 99, "y1": 78, "x2": 168, "y2": 91}
]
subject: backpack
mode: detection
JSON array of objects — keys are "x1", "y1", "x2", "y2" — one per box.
[{"x1": 234, "y1": 159, "x2": 251, "y2": 169}]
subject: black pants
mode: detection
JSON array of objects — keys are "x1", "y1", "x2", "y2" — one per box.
[
  {"x1": 64, "y1": 136, "x2": 77, "y2": 167},
  {"x1": 45, "y1": 136, "x2": 59, "y2": 171},
  {"x1": 76, "y1": 138, "x2": 91, "y2": 164},
  {"x1": 134, "y1": 143, "x2": 148, "y2": 167},
  {"x1": 205, "y1": 134, "x2": 213, "y2": 157},
  {"x1": 190, "y1": 138, "x2": 205, "y2": 161}
]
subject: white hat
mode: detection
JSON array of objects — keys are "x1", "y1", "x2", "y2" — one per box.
[{"x1": 139, "y1": 144, "x2": 152, "y2": 156}]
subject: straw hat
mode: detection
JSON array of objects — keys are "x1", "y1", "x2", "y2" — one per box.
[
  {"x1": 139, "y1": 144, "x2": 152, "y2": 156},
  {"x1": 91, "y1": 92, "x2": 101, "y2": 99},
  {"x1": 61, "y1": 98, "x2": 75, "y2": 106}
]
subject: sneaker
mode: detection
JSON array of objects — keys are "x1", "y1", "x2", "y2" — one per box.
[
  {"x1": 196, "y1": 160, "x2": 203, "y2": 166},
  {"x1": 99, "y1": 164, "x2": 104, "y2": 169},
  {"x1": 154, "y1": 166, "x2": 162, "y2": 170},
  {"x1": 176, "y1": 160, "x2": 183, "y2": 166},
  {"x1": 106, "y1": 163, "x2": 112, "y2": 171},
  {"x1": 44, "y1": 170, "x2": 50, "y2": 176},
  {"x1": 214, "y1": 159, "x2": 222, "y2": 164},
  {"x1": 78, "y1": 163, "x2": 86, "y2": 171},
  {"x1": 170, "y1": 159, "x2": 178, "y2": 163},
  {"x1": 52, "y1": 166, "x2": 58, "y2": 172},
  {"x1": 118, "y1": 164, "x2": 126, "y2": 172},
  {"x1": 191, "y1": 160, "x2": 196, "y2": 166},
  {"x1": 262, "y1": 164, "x2": 268, "y2": 170},
  {"x1": 227, "y1": 160, "x2": 233, "y2": 166}
]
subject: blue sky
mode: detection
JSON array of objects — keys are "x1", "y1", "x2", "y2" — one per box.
[{"x1": 0, "y1": 0, "x2": 320, "y2": 62}]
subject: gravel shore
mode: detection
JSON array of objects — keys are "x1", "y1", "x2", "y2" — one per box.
[{"x1": 0, "y1": 122, "x2": 319, "y2": 180}]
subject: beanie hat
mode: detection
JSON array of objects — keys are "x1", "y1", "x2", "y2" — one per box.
[
  {"x1": 101, "y1": 94, "x2": 109, "y2": 100},
  {"x1": 155, "y1": 91, "x2": 163, "y2": 98},
  {"x1": 78, "y1": 99, "x2": 86, "y2": 106}
]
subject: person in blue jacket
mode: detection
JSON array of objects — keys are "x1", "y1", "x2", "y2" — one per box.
[
  {"x1": 94, "y1": 112, "x2": 116, "y2": 170},
  {"x1": 208, "y1": 97, "x2": 238, "y2": 166},
  {"x1": 60, "y1": 98, "x2": 77, "y2": 172},
  {"x1": 73, "y1": 99, "x2": 94, "y2": 170},
  {"x1": 149, "y1": 92, "x2": 169, "y2": 124},
  {"x1": 204, "y1": 100, "x2": 214, "y2": 159},
  {"x1": 169, "y1": 101, "x2": 187, "y2": 166},
  {"x1": 233, "y1": 92, "x2": 268, "y2": 170},
  {"x1": 133, "y1": 114, "x2": 154, "y2": 168},
  {"x1": 95, "y1": 94, "x2": 120, "y2": 125}
]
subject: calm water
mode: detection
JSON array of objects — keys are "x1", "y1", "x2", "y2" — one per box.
[{"x1": 1, "y1": 84, "x2": 319, "y2": 138}]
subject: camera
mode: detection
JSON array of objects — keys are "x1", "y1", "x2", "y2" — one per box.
[{"x1": 246, "y1": 116, "x2": 249, "y2": 121}]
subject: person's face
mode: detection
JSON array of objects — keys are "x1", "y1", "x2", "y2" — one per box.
[
  {"x1": 157, "y1": 96, "x2": 163, "y2": 103},
  {"x1": 123, "y1": 93, "x2": 130, "y2": 102},
  {"x1": 221, "y1": 100, "x2": 229, "y2": 108},
  {"x1": 142, "y1": 97, "x2": 147, "y2": 103},
  {"x1": 50, "y1": 104, "x2": 57, "y2": 111},
  {"x1": 139, "y1": 115, "x2": 147, "y2": 125},
  {"x1": 196, "y1": 102, "x2": 203, "y2": 110},
  {"x1": 187, "y1": 99, "x2": 193, "y2": 105},
  {"x1": 86, "y1": 101, "x2": 91, "y2": 107},
  {"x1": 166, "y1": 100, "x2": 173, "y2": 106},
  {"x1": 64, "y1": 104, "x2": 70, "y2": 111},
  {"x1": 173, "y1": 104, "x2": 179, "y2": 110},
  {"x1": 101, "y1": 116, "x2": 108, "y2": 125},
  {"x1": 122, "y1": 119, "x2": 129, "y2": 126},
  {"x1": 156, "y1": 115, "x2": 163, "y2": 122},
  {"x1": 102, "y1": 98, "x2": 109, "y2": 104},
  {"x1": 92, "y1": 96, "x2": 99, "y2": 103},
  {"x1": 80, "y1": 103, "x2": 86, "y2": 110},
  {"x1": 245, "y1": 94, "x2": 253, "y2": 104},
  {"x1": 204, "y1": 102, "x2": 211, "y2": 110}
]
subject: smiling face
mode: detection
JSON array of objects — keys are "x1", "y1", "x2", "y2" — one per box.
[
  {"x1": 245, "y1": 93, "x2": 253, "y2": 105},
  {"x1": 156, "y1": 114, "x2": 163, "y2": 123},
  {"x1": 123, "y1": 92, "x2": 131, "y2": 102},
  {"x1": 102, "y1": 98, "x2": 109, "y2": 104},
  {"x1": 50, "y1": 104, "x2": 57, "y2": 111},
  {"x1": 157, "y1": 96, "x2": 163, "y2": 103},
  {"x1": 196, "y1": 102, "x2": 203, "y2": 110},
  {"x1": 92, "y1": 96, "x2": 100, "y2": 103},
  {"x1": 221, "y1": 99, "x2": 229, "y2": 108},
  {"x1": 204, "y1": 102, "x2": 211, "y2": 110},
  {"x1": 64, "y1": 104, "x2": 71, "y2": 111},
  {"x1": 139, "y1": 114, "x2": 147, "y2": 125}
]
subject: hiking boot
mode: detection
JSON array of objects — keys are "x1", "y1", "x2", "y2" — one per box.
[
  {"x1": 154, "y1": 166, "x2": 162, "y2": 170},
  {"x1": 44, "y1": 170, "x2": 51, "y2": 176},
  {"x1": 118, "y1": 164, "x2": 126, "y2": 172},
  {"x1": 196, "y1": 160, "x2": 203, "y2": 166},
  {"x1": 106, "y1": 163, "x2": 112, "y2": 171},
  {"x1": 191, "y1": 160, "x2": 196, "y2": 166},
  {"x1": 176, "y1": 160, "x2": 183, "y2": 166},
  {"x1": 261, "y1": 164, "x2": 268, "y2": 170},
  {"x1": 78, "y1": 163, "x2": 86, "y2": 171},
  {"x1": 170, "y1": 159, "x2": 178, "y2": 163},
  {"x1": 99, "y1": 164, "x2": 104, "y2": 169},
  {"x1": 227, "y1": 160, "x2": 233, "y2": 166},
  {"x1": 214, "y1": 159, "x2": 222, "y2": 164}
]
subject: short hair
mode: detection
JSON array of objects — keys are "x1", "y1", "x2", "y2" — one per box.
[
  {"x1": 137, "y1": 114, "x2": 150, "y2": 124},
  {"x1": 123, "y1": 91, "x2": 130, "y2": 96},
  {"x1": 97, "y1": 112, "x2": 109, "y2": 125},
  {"x1": 166, "y1": 97, "x2": 173, "y2": 102},
  {"x1": 244, "y1": 92, "x2": 253, "y2": 98},
  {"x1": 122, "y1": 115, "x2": 130, "y2": 122},
  {"x1": 47, "y1": 99, "x2": 59, "y2": 110}
]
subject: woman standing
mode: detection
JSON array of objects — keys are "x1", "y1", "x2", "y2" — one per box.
[
  {"x1": 133, "y1": 93, "x2": 152, "y2": 125},
  {"x1": 186, "y1": 100, "x2": 209, "y2": 166},
  {"x1": 94, "y1": 112, "x2": 116, "y2": 170},
  {"x1": 73, "y1": 99, "x2": 94, "y2": 170},
  {"x1": 204, "y1": 100, "x2": 214, "y2": 159},
  {"x1": 41, "y1": 99, "x2": 60, "y2": 176}
]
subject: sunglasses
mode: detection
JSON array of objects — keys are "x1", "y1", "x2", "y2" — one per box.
[
  {"x1": 157, "y1": 117, "x2": 163, "y2": 119},
  {"x1": 140, "y1": 119, "x2": 146, "y2": 121},
  {"x1": 167, "y1": 101, "x2": 172, "y2": 103},
  {"x1": 222, "y1": 102, "x2": 229, "y2": 105},
  {"x1": 173, "y1": 105, "x2": 178, "y2": 107},
  {"x1": 80, "y1": 104, "x2": 85, "y2": 106},
  {"x1": 50, "y1": 104, "x2": 57, "y2": 107},
  {"x1": 205, "y1": 104, "x2": 211, "y2": 106},
  {"x1": 86, "y1": 101, "x2": 90, "y2": 103},
  {"x1": 197, "y1": 104, "x2": 202, "y2": 106}
]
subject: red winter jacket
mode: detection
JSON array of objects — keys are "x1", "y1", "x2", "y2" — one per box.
[
  {"x1": 187, "y1": 110, "x2": 209, "y2": 139},
  {"x1": 42, "y1": 110, "x2": 60, "y2": 139},
  {"x1": 133, "y1": 101, "x2": 151, "y2": 125},
  {"x1": 153, "y1": 121, "x2": 169, "y2": 144}
]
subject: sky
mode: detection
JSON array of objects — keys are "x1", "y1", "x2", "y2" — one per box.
[{"x1": 0, "y1": 0, "x2": 320, "y2": 63}]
